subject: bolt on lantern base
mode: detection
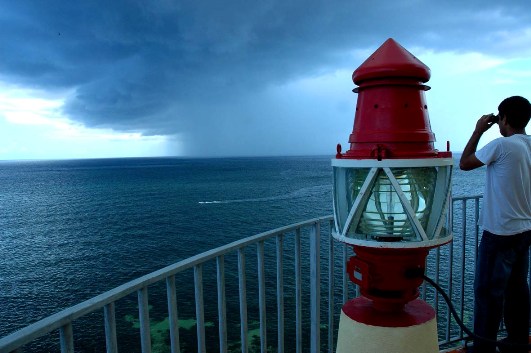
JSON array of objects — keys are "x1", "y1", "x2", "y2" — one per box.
[{"x1": 336, "y1": 297, "x2": 438, "y2": 353}]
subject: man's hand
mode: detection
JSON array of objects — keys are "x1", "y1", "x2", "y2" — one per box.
[
  {"x1": 475, "y1": 114, "x2": 497, "y2": 134},
  {"x1": 459, "y1": 114, "x2": 493, "y2": 171}
]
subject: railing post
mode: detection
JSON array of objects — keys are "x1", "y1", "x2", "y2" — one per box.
[
  {"x1": 59, "y1": 323, "x2": 74, "y2": 353},
  {"x1": 257, "y1": 241, "x2": 267, "y2": 353},
  {"x1": 434, "y1": 249, "x2": 441, "y2": 303},
  {"x1": 217, "y1": 256, "x2": 228, "y2": 353},
  {"x1": 104, "y1": 302, "x2": 118, "y2": 353},
  {"x1": 276, "y1": 234, "x2": 284, "y2": 353},
  {"x1": 328, "y1": 220, "x2": 335, "y2": 353},
  {"x1": 446, "y1": 225, "x2": 455, "y2": 341},
  {"x1": 238, "y1": 248, "x2": 249, "y2": 353},
  {"x1": 166, "y1": 276, "x2": 180, "y2": 353},
  {"x1": 342, "y1": 243, "x2": 349, "y2": 302},
  {"x1": 138, "y1": 287, "x2": 152, "y2": 353},
  {"x1": 194, "y1": 265, "x2": 206, "y2": 353},
  {"x1": 310, "y1": 222, "x2": 320, "y2": 353},
  {"x1": 295, "y1": 228, "x2": 302, "y2": 353},
  {"x1": 460, "y1": 202, "x2": 467, "y2": 339}
]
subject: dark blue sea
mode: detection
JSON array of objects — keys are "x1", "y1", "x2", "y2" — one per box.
[{"x1": 0, "y1": 156, "x2": 485, "y2": 351}]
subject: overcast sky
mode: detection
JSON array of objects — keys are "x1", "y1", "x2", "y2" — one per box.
[{"x1": 1, "y1": 0, "x2": 530, "y2": 160}]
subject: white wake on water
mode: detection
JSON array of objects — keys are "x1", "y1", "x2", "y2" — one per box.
[{"x1": 198, "y1": 184, "x2": 332, "y2": 205}]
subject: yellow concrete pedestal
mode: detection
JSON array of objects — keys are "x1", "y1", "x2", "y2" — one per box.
[{"x1": 336, "y1": 298, "x2": 439, "y2": 353}]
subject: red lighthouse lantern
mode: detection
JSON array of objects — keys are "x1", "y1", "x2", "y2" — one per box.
[{"x1": 333, "y1": 39, "x2": 453, "y2": 353}]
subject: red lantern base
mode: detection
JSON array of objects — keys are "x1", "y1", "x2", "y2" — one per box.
[
  {"x1": 347, "y1": 246, "x2": 431, "y2": 312},
  {"x1": 342, "y1": 296, "x2": 435, "y2": 327}
]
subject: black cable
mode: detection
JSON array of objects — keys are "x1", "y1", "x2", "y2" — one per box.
[{"x1": 422, "y1": 274, "x2": 531, "y2": 350}]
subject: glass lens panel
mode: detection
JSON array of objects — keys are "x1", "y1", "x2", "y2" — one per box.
[
  {"x1": 354, "y1": 167, "x2": 437, "y2": 241},
  {"x1": 392, "y1": 167, "x2": 437, "y2": 231},
  {"x1": 333, "y1": 167, "x2": 369, "y2": 234},
  {"x1": 333, "y1": 167, "x2": 347, "y2": 233},
  {"x1": 428, "y1": 164, "x2": 452, "y2": 240},
  {"x1": 333, "y1": 164, "x2": 452, "y2": 244}
]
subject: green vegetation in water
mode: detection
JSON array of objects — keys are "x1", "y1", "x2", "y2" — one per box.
[
  {"x1": 124, "y1": 313, "x2": 330, "y2": 353},
  {"x1": 227, "y1": 320, "x2": 277, "y2": 353},
  {"x1": 125, "y1": 310, "x2": 214, "y2": 353}
]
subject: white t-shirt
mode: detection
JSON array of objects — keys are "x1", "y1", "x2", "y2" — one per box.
[{"x1": 475, "y1": 134, "x2": 531, "y2": 235}]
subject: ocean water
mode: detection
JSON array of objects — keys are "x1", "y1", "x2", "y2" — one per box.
[{"x1": 0, "y1": 155, "x2": 485, "y2": 350}]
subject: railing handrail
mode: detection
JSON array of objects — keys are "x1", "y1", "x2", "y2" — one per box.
[{"x1": 0, "y1": 215, "x2": 334, "y2": 352}]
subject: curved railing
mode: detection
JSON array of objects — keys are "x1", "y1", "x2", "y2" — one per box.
[{"x1": 0, "y1": 196, "x2": 485, "y2": 353}]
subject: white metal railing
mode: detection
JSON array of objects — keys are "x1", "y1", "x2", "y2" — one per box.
[
  {"x1": 427, "y1": 195, "x2": 483, "y2": 346},
  {"x1": 0, "y1": 196, "x2": 487, "y2": 353}
]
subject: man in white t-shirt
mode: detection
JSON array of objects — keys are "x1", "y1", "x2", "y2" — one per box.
[{"x1": 460, "y1": 96, "x2": 531, "y2": 353}]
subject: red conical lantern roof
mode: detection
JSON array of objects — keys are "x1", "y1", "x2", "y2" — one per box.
[
  {"x1": 339, "y1": 38, "x2": 448, "y2": 159},
  {"x1": 353, "y1": 38, "x2": 431, "y2": 85}
]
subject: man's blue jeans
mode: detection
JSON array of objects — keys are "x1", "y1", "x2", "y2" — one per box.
[{"x1": 473, "y1": 230, "x2": 531, "y2": 353}]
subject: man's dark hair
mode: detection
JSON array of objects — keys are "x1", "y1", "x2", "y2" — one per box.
[{"x1": 498, "y1": 96, "x2": 531, "y2": 129}]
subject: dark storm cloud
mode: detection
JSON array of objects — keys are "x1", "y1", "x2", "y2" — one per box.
[{"x1": 1, "y1": 0, "x2": 531, "y2": 153}]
